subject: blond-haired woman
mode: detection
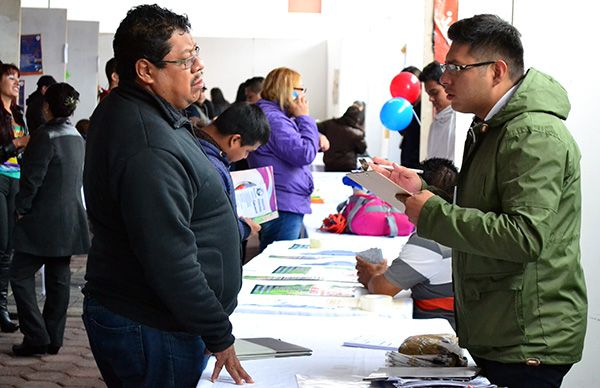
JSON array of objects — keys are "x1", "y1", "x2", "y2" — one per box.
[{"x1": 247, "y1": 67, "x2": 328, "y2": 251}]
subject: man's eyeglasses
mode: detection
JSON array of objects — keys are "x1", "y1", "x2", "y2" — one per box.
[
  {"x1": 293, "y1": 87, "x2": 307, "y2": 93},
  {"x1": 157, "y1": 46, "x2": 200, "y2": 70},
  {"x1": 441, "y1": 61, "x2": 496, "y2": 73}
]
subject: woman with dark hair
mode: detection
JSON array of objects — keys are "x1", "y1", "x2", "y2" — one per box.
[
  {"x1": 210, "y1": 87, "x2": 231, "y2": 116},
  {"x1": 0, "y1": 63, "x2": 29, "y2": 333},
  {"x1": 10, "y1": 82, "x2": 90, "y2": 356}
]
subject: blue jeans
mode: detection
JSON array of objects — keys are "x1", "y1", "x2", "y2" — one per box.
[
  {"x1": 258, "y1": 211, "x2": 305, "y2": 251},
  {"x1": 82, "y1": 297, "x2": 208, "y2": 388}
]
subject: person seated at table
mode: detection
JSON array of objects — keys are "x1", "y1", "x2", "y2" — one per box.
[
  {"x1": 196, "y1": 101, "x2": 270, "y2": 251},
  {"x1": 355, "y1": 157, "x2": 458, "y2": 329}
]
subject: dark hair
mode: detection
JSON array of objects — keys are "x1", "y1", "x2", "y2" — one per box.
[
  {"x1": 211, "y1": 87, "x2": 229, "y2": 105},
  {"x1": 420, "y1": 157, "x2": 458, "y2": 202},
  {"x1": 419, "y1": 61, "x2": 443, "y2": 83},
  {"x1": 36, "y1": 75, "x2": 56, "y2": 89},
  {"x1": 113, "y1": 4, "x2": 191, "y2": 82},
  {"x1": 213, "y1": 102, "x2": 270, "y2": 146},
  {"x1": 234, "y1": 81, "x2": 247, "y2": 103},
  {"x1": 448, "y1": 14, "x2": 524, "y2": 81},
  {"x1": 75, "y1": 118, "x2": 90, "y2": 138},
  {"x1": 245, "y1": 76, "x2": 264, "y2": 95},
  {"x1": 337, "y1": 103, "x2": 365, "y2": 129},
  {"x1": 105, "y1": 57, "x2": 116, "y2": 84},
  {"x1": 0, "y1": 63, "x2": 22, "y2": 145},
  {"x1": 402, "y1": 66, "x2": 422, "y2": 78},
  {"x1": 44, "y1": 83, "x2": 80, "y2": 118}
]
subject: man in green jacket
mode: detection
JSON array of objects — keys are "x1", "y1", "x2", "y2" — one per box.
[{"x1": 374, "y1": 14, "x2": 587, "y2": 387}]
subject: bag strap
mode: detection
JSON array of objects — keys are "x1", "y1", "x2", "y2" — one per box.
[
  {"x1": 345, "y1": 196, "x2": 369, "y2": 232},
  {"x1": 386, "y1": 213, "x2": 398, "y2": 237}
]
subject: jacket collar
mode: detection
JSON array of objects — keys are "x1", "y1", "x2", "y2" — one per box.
[{"x1": 118, "y1": 80, "x2": 192, "y2": 132}]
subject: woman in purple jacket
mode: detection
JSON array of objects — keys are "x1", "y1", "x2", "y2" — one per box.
[{"x1": 247, "y1": 67, "x2": 326, "y2": 251}]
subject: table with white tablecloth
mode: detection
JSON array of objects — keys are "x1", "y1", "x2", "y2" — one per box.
[{"x1": 197, "y1": 172, "x2": 454, "y2": 387}]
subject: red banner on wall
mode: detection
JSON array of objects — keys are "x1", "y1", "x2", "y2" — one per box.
[{"x1": 433, "y1": 0, "x2": 458, "y2": 63}]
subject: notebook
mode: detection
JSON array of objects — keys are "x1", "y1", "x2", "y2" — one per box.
[{"x1": 234, "y1": 337, "x2": 312, "y2": 360}]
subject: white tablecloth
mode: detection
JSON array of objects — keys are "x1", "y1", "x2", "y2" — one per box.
[{"x1": 197, "y1": 313, "x2": 454, "y2": 387}]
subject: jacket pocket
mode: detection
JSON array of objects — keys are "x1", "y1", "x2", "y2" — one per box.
[
  {"x1": 197, "y1": 248, "x2": 224, "y2": 298},
  {"x1": 460, "y1": 273, "x2": 525, "y2": 347}
]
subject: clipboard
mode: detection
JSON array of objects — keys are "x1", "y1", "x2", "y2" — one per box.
[{"x1": 346, "y1": 170, "x2": 412, "y2": 211}]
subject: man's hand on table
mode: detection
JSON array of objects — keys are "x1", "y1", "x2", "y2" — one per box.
[{"x1": 209, "y1": 344, "x2": 254, "y2": 385}]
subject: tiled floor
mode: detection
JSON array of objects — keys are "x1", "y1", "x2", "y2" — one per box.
[
  {"x1": 0, "y1": 255, "x2": 104, "y2": 387},
  {"x1": 0, "y1": 238, "x2": 262, "y2": 388}
]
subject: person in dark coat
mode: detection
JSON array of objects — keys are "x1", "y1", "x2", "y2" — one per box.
[
  {"x1": 318, "y1": 101, "x2": 367, "y2": 171},
  {"x1": 81, "y1": 5, "x2": 251, "y2": 386},
  {"x1": 398, "y1": 66, "x2": 422, "y2": 169},
  {"x1": 25, "y1": 75, "x2": 56, "y2": 133},
  {"x1": 10, "y1": 82, "x2": 90, "y2": 356}
]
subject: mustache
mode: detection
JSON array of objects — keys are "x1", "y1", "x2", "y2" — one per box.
[{"x1": 191, "y1": 71, "x2": 204, "y2": 86}]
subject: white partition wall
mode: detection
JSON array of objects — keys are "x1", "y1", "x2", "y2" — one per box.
[
  {"x1": 20, "y1": 7, "x2": 67, "y2": 100},
  {"x1": 0, "y1": 0, "x2": 21, "y2": 65},
  {"x1": 67, "y1": 20, "x2": 99, "y2": 123}
]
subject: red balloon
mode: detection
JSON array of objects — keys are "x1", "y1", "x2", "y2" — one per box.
[{"x1": 389, "y1": 71, "x2": 421, "y2": 104}]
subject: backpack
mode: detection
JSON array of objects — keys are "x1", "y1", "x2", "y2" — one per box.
[{"x1": 340, "y1": 193, "x2": 414, "y2": 237}]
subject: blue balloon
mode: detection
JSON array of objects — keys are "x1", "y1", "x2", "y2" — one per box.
[{"x1": 379, "y1": 97, "x2": 414, "y2": 132}]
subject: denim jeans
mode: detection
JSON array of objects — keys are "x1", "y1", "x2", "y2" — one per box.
[
  {"x1": 82, "y1": 297, "x2": 208, "y2": 388},
  {"x1": 258, "y1": 211, "x2": 305, "y2": 251}
]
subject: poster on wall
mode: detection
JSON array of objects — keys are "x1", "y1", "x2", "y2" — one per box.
[
  {"x1": 433, "y1": 0, "x2": 458, "y2": 63},
  {"x1": 20, "y1": 34, "x2": 43, "y2": 75}
]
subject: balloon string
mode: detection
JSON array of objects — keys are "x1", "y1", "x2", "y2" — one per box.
[{"x1": 412, "y1": 109, "x2": 421, "y2": 126}]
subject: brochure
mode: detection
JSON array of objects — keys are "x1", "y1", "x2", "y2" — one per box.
[{"x1": 231, "y1": 166, "x2": 278, "y2": 224}]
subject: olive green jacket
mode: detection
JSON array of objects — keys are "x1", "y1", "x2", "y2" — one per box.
[{"x1": 419, "y1": 68, "x2": 587, "y2": 364}]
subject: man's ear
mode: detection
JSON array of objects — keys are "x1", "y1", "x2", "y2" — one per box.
[
  {"x1": 491, "y1": 60, "x2": 509, "y2": 86},
  {"x1": 229, "y1": 134, "x2": 242, "y2": 148},
  {"x1": 135, "y1": 59, "x2": 155, "y2": 86}
]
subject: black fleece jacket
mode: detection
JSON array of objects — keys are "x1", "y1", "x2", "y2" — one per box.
[{"x1": 82, "y1": 81, "x2": 242, "y2": 352}]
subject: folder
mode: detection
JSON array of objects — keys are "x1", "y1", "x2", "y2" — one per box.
[
  {"x1": 346, "y1": 170, "x2": 412, "y2": 211},
  {"x1": 234, "y1": 337, "x2": 312, "y2": 360}
]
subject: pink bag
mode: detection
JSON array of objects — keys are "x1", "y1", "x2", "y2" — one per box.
[{"x1": 341, "y1": 193, "x2": 414, "y2": 237}]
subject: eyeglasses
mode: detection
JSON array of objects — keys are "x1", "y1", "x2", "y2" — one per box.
[
  {"x1": 293, "y1": 87, "x2": 307, "y2": 93},
  {"x1": 441, "y1": 61, "x2": 496, "y2": 73},
  {"x1": 157, "y1": 46, "x2": 200, "y2": 70}
]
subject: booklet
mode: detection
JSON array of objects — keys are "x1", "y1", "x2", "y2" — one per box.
[
  {"x1": 231, "y1": 166, "x2": 278, "y2": 224},
  {"x1": 345, "y1": 170, "x2": 412, "y2": 211},
  {"x1": 235, "y1": 337, "x2": 312, "y2": 360}
]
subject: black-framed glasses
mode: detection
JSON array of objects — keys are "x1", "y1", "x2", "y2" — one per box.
[
  {"x1": 157, "y1": 46, "x2": 200, "y2": 70},
  {"x1": 293, "y1": 87, "x2": 307, "y2": 93},
  {"x1": 441, "y1": 61, "x2": 496, "y2": 73}
]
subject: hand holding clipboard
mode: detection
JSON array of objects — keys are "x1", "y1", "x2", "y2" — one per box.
[{"x1": 348, "y1": 158, "x2": 431, "y2": 223}]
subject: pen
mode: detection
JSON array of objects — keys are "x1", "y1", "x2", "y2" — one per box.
[{"x1": 375, "y1": 164, "x2": 423, "y2": 174}]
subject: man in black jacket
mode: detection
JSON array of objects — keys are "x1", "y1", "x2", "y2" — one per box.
[{"x1": 82, "y1": 5, "x2": 252, "y2": 387}]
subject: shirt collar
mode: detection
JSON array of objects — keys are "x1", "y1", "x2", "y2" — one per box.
[{"x1": 484, "y1": 83, "x2": 519, "y2": 121}]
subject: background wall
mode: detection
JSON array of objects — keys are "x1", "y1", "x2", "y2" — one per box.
[
  {"x1": 0, "y1": 0, "x2": 21, "y2": 65},
  {"x1": 20, "y1": 7, "x2": 67, "y2": 102},
  {"x1": 66, "y1": 20, "x2": 99, "y2": 123}
]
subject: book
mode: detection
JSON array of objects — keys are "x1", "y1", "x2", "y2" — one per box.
[
  {"x1": 346, "y1": 170, "x2": 412, "y2": 211},
  {"x1": 234, "y1": 337, "x2": 312, "y2": 360},
  {"x1": 231, "y1": 166, "x2": 278, "y2": 224}
]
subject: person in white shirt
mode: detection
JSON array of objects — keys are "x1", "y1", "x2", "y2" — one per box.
[{"x1": 420, "y1": 61, "x2": 456, "y2": 161}]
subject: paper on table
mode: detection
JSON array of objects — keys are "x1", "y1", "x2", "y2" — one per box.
[{"x1": 342, "y1": 334, "x2": 399, "y2": 351}]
